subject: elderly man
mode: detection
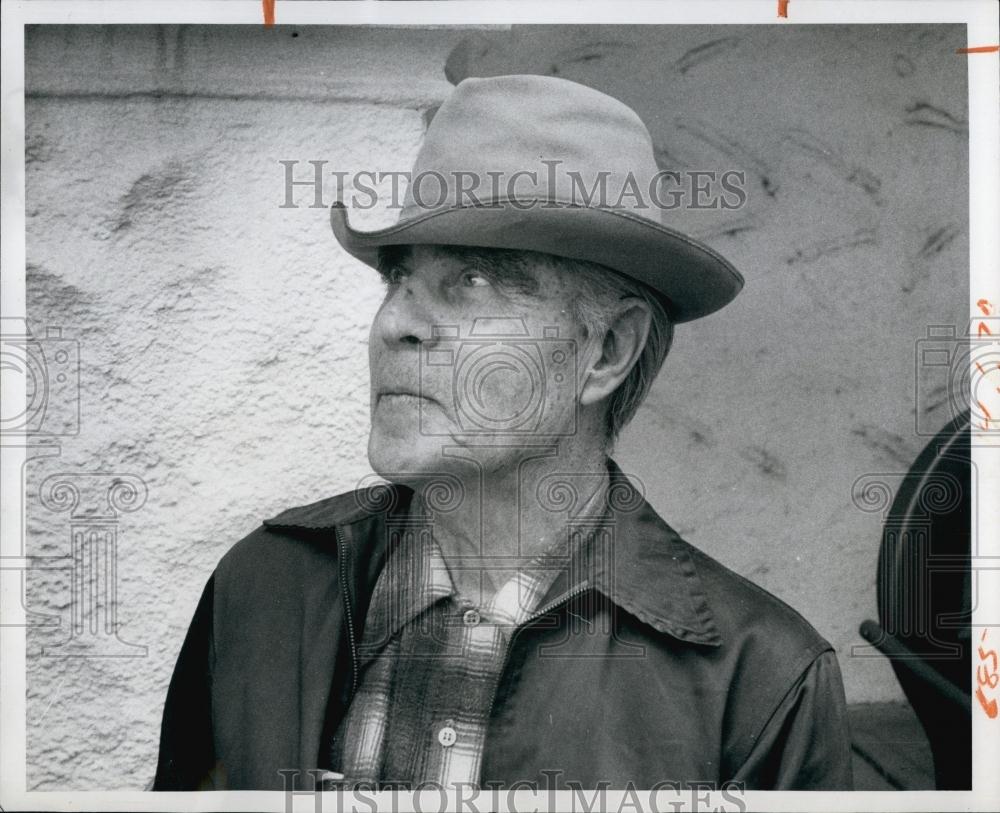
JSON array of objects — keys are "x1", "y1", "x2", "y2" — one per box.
[{"x1": 154, "y1": 75, "x2": 852, "y2": 792}]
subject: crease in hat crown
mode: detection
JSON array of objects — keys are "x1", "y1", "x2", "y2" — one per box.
[
  {"x1": 398, "y1": 74, "x2": 661, "y2": 218},
  {"x1": 330, "y1": 73, "x2": 745, "y2": 323}
]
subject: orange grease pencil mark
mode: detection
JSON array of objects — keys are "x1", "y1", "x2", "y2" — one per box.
[
  {"x1": 973, "y1": 300, "x2": 998, "y2": 430},
  {"x1": 958, "y1": 45, "x2": 1000, "y2": 54},
  {"x1": 778, "y1": 0, "x2": 789, "y2": 17},
  {"x1": 263, "y1": 0, "x2": 276, "y2": 27},
  {"x1": 979, "y1": 632, "x2": 1000, "y2": 719}
]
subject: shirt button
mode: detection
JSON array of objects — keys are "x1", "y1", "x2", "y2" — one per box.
[
  {"x1": 463, "y1": 609, "x2": 481, "y2": 627},
  {"x1": 437, "y1": 725, "x2": 458, "y2": 747}
]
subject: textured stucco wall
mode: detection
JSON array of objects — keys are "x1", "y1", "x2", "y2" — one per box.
[{"x1": 22, "y1": 24, "x2": 968, "y2": 789}]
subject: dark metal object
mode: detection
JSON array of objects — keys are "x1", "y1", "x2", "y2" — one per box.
[
  {"x1": 859, "y1": 410, "x2": 971, "y2": 789},
  {"x1": 859, "y1": 620, "x2": 969, "y2": 712}
]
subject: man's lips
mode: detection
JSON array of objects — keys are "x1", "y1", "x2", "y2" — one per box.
[{"x1": 377, "y1": 389, "x2": 440, "y2": 406}]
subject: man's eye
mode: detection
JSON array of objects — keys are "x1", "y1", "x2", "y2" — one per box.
[
  {"x1": 380, "y1": 267, "x2": 410, "y2": 286},
  {"x1": 459, "y1": 270, "x2": 490, "y2": 288}
]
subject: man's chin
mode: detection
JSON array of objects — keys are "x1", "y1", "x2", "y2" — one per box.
[{"x1": 367, "y1": 432, "x2": 445, "y2": 482}]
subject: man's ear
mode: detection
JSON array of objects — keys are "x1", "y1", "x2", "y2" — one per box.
[{"x1": 579, "y1": 299, "x2": 652, "y2": 407}]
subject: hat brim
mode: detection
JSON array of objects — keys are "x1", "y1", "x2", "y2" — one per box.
[{"x1": 330, "y1": 202, "x2": 743, "y2": 323}]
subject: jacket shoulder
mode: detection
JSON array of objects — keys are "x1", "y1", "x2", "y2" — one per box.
[
  {"x1": 214, "y1": 483, "x2": 406, "y2": 584},
  {"x1": 682, "y1": 537, "x2": 833, "y2": 659},
  {"x1": 673, "y1": 538, "x2": 849, "y2": 782}
]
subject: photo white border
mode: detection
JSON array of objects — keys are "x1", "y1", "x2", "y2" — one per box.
[{"x1": 1, "y1": 1, "x2": 997, "y2": 811}]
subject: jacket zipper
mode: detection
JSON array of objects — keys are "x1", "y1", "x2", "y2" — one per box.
[
  {"x1": 335, "y1": 526, "x2": 360, "y2": 697},
  {"x1": 484, "y1": 583, "x2": 592, "y2": 724}
]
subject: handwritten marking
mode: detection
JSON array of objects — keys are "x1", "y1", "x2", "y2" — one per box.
[
  {"x1": 973, "y1": 298, "x2": 998, "y2": 431},
  {"x1": 778, "y1": 0, "x2": 789, "y2": 17},
  {"x1": 977, "y1": 631, "x2": 999, "y2": 719},
  {"x1": 957, "y1": 45, "x2": 1000, "y2": 54},
  {"x1": 263, "y1": 0, "x2": 275, "y2": 27}
]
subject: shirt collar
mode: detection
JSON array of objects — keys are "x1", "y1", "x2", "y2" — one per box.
[
  {"x1": 263, "y1": 458, "x2": 721, "y2": 648},
  {"x1": 362, "y1": 515, "x2": 597, "y2": 651},
  {"x1": 588, "y1": 459, "x2": 721, "y2": 646},
  {"x1": 358, "y1": 527, "x2": 455, "y2": 656}
]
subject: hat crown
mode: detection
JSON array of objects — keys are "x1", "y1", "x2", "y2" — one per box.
[
  {"x1": 401, "y1": 75, "x2": 662, "y2": 220},
  {"x1": 330, "y1": 73, "x2": 745, "y2": 323}
]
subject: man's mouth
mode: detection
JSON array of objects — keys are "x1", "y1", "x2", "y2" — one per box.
[{"x1": 377, "y1": 389, "x2": 438, "y2": 405}]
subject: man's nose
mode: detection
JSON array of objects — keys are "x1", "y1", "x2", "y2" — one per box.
[{"x1": 373, "y1": 281, "x2": 440, "y2": 348}]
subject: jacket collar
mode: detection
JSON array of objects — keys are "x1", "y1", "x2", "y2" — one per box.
[{"x1": 263, "y1": 459, "x2": 721, "y2": 647}]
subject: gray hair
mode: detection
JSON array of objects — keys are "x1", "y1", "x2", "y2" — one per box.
[
  {"x1": 542, "y1": 254, "x2": 674, "y2": 446},
  {"x1": 375, "y1": 245, "x2": 674, "y2": 446}
]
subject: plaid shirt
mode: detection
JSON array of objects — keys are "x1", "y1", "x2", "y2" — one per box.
[{"x1": 325, "y1": 515, "x2": 596, "y2": 790}]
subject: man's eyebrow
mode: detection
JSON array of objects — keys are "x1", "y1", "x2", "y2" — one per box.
[
  {"x1": 376, "y1": 245, "x2": 413, "y2": 282},
  {"x1": 375, "y1": 245, "x2": 542, "y2": 296},
  {"x1": 447, "y1": 247, "x2": 541, "y2": 296}
]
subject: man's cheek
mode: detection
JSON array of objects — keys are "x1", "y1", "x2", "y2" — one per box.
[{"x1": 476, "y1": 366, "x2": 525, "y2": 411}]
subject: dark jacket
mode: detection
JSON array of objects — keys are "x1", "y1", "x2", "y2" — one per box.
[{"x1": 154, "y1": 463, "x2": 853, "y2": 791}]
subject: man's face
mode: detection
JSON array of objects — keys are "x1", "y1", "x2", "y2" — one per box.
[{"x1": 367, "y1": 245, "x2": 587, "y2": 480}]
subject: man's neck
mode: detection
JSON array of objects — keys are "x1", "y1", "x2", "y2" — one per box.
[{"x1": 408, "y1": 444, "x2": 611, "y2": 606}]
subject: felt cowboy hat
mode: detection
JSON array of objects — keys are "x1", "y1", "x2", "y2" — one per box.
[{"x1": 330, "y1": 74, "x2": 743, "y2": 322}]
